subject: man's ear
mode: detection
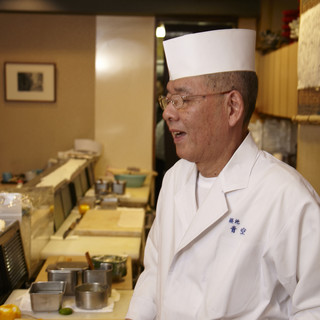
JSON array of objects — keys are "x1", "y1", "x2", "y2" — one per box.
[{"x1": 226, "y1": 90, "x2": 244, "y2": 127}]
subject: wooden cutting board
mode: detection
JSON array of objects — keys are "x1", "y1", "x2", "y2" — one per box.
[{"x1": 73, "y1": 208, "x2": 145, "y2": 237}]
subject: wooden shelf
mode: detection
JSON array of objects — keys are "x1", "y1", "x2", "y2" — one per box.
[{"x1": 256, "y1": 42, "x2": 298, "y2": 118}]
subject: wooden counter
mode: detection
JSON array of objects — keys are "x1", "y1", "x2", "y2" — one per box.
[
  {"x1": 40, "y1": 236, "x2": 141, "y2": 262},
  {"x1": 84, "y1": 184, "x2": 151, "y2": 208},
  {"x1": 74, "y1": 208, "x2": 145, "y2": 237},
  {"x1": 40, "y1": 209, "x2": 143, "y2": 262},
  {"x1": 5, "y1": 255, "x2": 134, "y2": 319},
  {"x1": 91, "y1": 168, "x2": 157, "y2": 208}
]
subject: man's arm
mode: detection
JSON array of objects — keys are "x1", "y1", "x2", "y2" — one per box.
[
  {"x1": 125, "y1": 224, "x2": 159, "y2": 320},
  {"x1": 269, "y1": 193, "x2": 320, "y2": 318}
]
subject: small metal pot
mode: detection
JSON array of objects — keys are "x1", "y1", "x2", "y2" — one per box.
[{"x1": 75, "y1": 283, "x2": 108, "y2": 310}]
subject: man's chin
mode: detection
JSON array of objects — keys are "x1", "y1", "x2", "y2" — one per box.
[{"x1": 176, "y1": 150, "x2": 193, "y2": 162}]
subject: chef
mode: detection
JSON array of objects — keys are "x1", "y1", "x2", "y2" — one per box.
[{"x1": 126, "y1": 29, "x2": 320, "y2": 319}]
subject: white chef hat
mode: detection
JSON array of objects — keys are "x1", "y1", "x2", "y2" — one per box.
[{"x1": 163, "y1": 28, "x2": 256, "y2": 80}]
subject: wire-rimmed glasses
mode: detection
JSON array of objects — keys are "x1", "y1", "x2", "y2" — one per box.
[{"x1": 158, "y1": 91, "x2": 231, "y2": 111}]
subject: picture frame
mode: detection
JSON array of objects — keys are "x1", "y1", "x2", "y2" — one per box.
[{"x1": 4, "y1": 62, "x2": 56, "y2": 102}]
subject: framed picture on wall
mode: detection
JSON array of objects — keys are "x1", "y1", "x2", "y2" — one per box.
[{"x1": 4, "y1": 62, "x2": 56, "y2": 102}]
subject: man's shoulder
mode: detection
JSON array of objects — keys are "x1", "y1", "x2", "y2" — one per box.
[{"x1": 255, "y1": 151, "x2": 320, "y2": 202}]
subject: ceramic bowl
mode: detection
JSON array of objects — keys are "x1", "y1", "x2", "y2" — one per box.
[{"x1": 114, "y1": 174, "x2": 146, "y2": 188}]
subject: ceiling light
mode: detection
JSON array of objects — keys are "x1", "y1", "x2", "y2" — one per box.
[{"x1": 156, "y1": 24, "x2": 166, "y2": 38}]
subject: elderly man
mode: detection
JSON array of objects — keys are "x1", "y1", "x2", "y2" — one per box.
[{"x1": 126, "y1": 29, "x2": 320, "y2": 319}]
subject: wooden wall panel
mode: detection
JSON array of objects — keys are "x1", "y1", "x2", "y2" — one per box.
[{"x1": 256, "y1": 42, "x2": 298, "y2": 118}]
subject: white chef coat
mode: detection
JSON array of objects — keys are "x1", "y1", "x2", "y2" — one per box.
[{"x1": 126, "y1": 133, "x2": 320, "y2": 320}]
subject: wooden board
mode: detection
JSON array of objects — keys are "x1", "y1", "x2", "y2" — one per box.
[{"x1": 73, "y1": 208, "x2": 145, "y2": 237}]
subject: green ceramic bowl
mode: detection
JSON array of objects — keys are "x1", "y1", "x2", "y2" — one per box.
[{"x1": 114, "y1": 174, "x2": 146, "y2": 188}]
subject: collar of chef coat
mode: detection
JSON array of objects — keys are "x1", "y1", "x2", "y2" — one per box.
[
  {"x1": 174, "y1": 133, "x2": 259, "y2": 252},
  {"x1": 219, "y1": 132, "x2": 259, "y2": 193}
]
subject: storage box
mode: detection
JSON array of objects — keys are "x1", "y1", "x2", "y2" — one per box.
[
  {"x1": 29, "y1": 281, "x2": 66, "y2": 312},
  {"x1": 46, "y1": 262, "x2": 88, "y2": 295}
]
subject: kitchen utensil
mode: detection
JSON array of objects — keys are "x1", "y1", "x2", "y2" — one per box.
[
  {"x1": 63, "y1": 214, "x2": 84, "y2": 239},
  {"x1": 29, "y1": 281, "x2": 66, "y2": 312},
  {"x1": 75, "y1": 283, "x2": 108, "y2": 310},
  {"x1": 85, "y1": 251, "x2": 95, "y2": 270}
]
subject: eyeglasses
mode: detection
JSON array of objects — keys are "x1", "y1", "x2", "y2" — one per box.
[{"x1": 158, "y1": 90, "x2": 231, "y2": 111}]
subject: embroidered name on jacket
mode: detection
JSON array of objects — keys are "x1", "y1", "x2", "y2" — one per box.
[{"x1": 229, "y1": 217, "x2": 247, "y2": 235}]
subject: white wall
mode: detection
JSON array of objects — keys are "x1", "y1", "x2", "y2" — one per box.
[{"x1": 95, "y1": 16, "x2": 155, "y2": 177}]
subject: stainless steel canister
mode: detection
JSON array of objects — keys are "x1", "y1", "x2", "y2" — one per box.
[
  {"x1": 83, "y1": 267, "x2": 112, "y2": 297},
  {"x1": 100, "y1": 262, "x2": 113, "y2": 296},
  {"x1": 46, "y1": 262, "x2": 88, "y2": 295},
  {"x1": 95, "y1": 179, "x2": 111, "y2": 196},
  {"x1": 112, "y1": 180, "x2": 126, "y2": 195},
  {"x1": 46, "y1": 267, "x2": 79, "y2": 296},
  {"x1": 75, "y1": 283, "x2": 108, "y2": 310}
]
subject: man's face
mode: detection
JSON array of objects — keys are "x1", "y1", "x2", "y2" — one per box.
[{"x1": 163, "y1": 75, "x2": 229, "y2": 166}]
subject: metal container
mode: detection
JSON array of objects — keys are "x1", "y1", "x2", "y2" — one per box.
[
  {"x1": 92, "y1": 254, "x2": 127, "y2": 282},
  {"x1": 95, "y1": 179, "x2": 111, "y2": 196},
  {"x1": 100, "y1": 262, "x2": 113, "y2": 294},
  {"x1": 29, "y1": 281, "x2": 66, "y2": 312},
  {"x1": 112, "y1": 180, "x2": 126, "y2": 195},
  {"x1": 46, "y1": 262, "x2": 88, "y2": 295},
  {"x1": 100, "y1": 196, "x2": 118, "y2": 209},
  {"x1": 75, "y1": 283, "x2": 108, "y2": 310},
  {"x1": 83, "y1": 263, "x2": 113, "y2": 297}
]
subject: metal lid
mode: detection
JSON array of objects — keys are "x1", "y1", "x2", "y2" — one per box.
[
  {"x1": 46, "y1": 261, "x2": 88, "y2": 272},
  {"x1": 55, "y1": 261, "x2": 88, "y2": 270}
]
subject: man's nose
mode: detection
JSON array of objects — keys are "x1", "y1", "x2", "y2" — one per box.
[{"x1": 162, "y1": 101, "x2": 179, "y2": 122}]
